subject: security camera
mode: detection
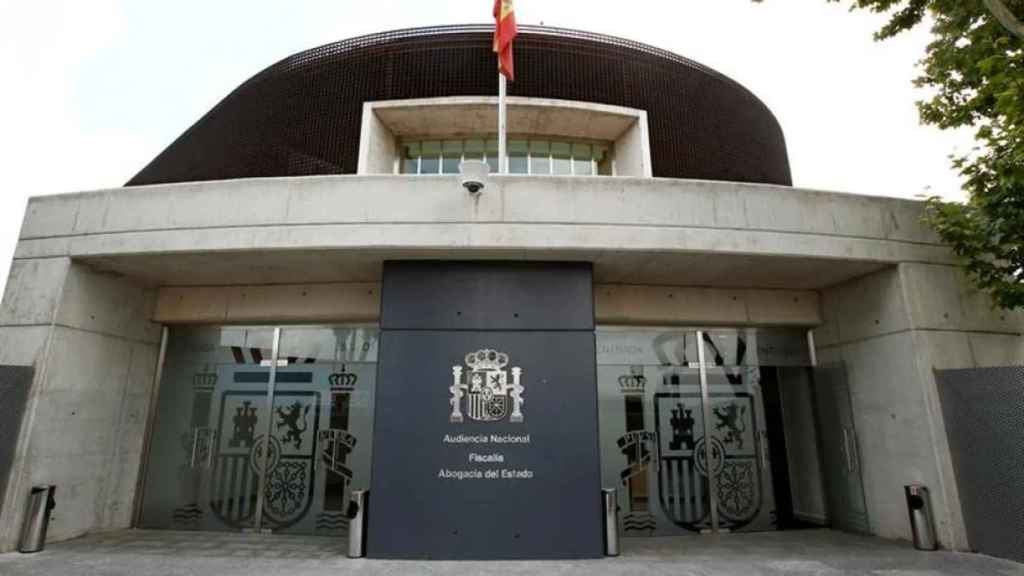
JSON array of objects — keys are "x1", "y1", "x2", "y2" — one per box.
[{"x1": 459, "y1": 160, "x2": 489, "y2": 196}]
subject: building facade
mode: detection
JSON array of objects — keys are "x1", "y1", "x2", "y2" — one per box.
[{"x1": 0, "y1": 25, "x2": 1022, "y2": 558}]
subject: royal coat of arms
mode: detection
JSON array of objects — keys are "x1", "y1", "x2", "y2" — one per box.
[
  {"x1": 654, "y1": 387, "x2": 763, "y2": 532},
  {"x1": 205, "y1": 386, "x2": 320, "y2": 530},
  {"x1": 449, "y1": 349, "x2": 524, "y2": 423}
]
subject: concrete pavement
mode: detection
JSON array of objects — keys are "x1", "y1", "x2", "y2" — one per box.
[{"x1": 0, "y1": 528, "x2": 1021, "y2": 576}]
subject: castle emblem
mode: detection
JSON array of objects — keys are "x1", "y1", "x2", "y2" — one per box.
[
  {"x1": 229, "y1": 400, "x2": 258, "y2": 448},
  {"x1": 449, "y1": 349, "x2": 524, "y2": 423}
]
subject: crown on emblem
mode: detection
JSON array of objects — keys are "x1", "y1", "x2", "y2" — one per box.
[
  {"x1": 329, "y1": 371, "x2": 358, "y2": 390},
  {"x1": 193, "y1": 372, "x2": 217, "y2": 391},
  {"x1": 618, "y1": 365, "x2": 646, "y2": 395},
  {"x1": 465, "y1": 349, "x2": 509, "y2": 371}
]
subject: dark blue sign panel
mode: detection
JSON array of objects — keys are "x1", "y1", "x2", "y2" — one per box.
[{"x1": 368, "y1": 262, "x2": 602, "y2": 559}]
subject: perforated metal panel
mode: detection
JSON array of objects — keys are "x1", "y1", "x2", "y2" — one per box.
[
  {"x1": 0, "y1": 366, "x2": 33, "y2": 519},
  {"x1": 935, "y1": 366, "x2": 1024, "y2": 563},
  {"x1": 128, "y1": 25, "x2": 791, "y2": 187}
]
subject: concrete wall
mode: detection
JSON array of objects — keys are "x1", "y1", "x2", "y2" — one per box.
[
  {"x1": 357, "y1": 105, "x2": 397, "y2": 175},
  {"x1": 154, "y1": 283, "x2": 380, "y2": 324},
  {"x1": 595, "y1": 285, "x2": 819, "y2": 326},
  {"x1": 816, "y1": 263, "x2": 1024, "y2": 550},
  {"x1": 0, "y1": 260, "x2": 159, "y2": 551},
  {"x1": 152, "y1": 282, "x2": 821, "y2": 327},
  {"x1": 613, "y1": 112, "x2": 653, "y2": 178}
]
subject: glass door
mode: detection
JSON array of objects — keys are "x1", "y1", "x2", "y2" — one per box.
[
  {"x1": 651, "y1": 363, "x2": 712, "y2": 533},
  {"x1": 597, "y1": 327, "x2": 815, "y2": 536},
  {"x1": 813, "y1": 362, "x2": 870, "y2": 533},
  {"x1": 701, "y1": 330, "x2": 775, "y2": 533},
  {"x1": 138, "y1": 325, "x2": 378, "y2": 535},
  {"x1": 205, "y1": 329, "x2": 280, "y2": 532},
  {"x1": 598, "y1": 329, "x2": 716, "y2": 535},
  {"x1": 139, "y1": 326, "x2": 277, "y2": 531},
  {"x1": 263, "y1": 326, "x2": 378, "y2": 535}
]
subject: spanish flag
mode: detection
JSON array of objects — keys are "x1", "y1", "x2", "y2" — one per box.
[{"x1": 493, "y1": 0, "x2": 518, "y2": 81}]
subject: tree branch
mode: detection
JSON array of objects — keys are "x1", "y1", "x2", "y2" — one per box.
[{"x1": 983, "y1": 0, "x2": 1024, "y2": 40}]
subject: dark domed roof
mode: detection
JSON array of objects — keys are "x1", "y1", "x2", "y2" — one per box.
[{"x1": 128, "y1": 25, "x2": 790, "y2": 186}]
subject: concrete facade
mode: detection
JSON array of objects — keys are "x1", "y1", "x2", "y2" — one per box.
[
  {"x1": 10, "y1": 176, "x2": 949, "y2": 280},
  {"x1": 0, "y1": 174, "x2": 1021, "y2": 553}
]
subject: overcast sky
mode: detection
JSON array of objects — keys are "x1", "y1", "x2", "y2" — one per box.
[{"x1": 0, "y1": 0, "x2": 973, "y2": 297}]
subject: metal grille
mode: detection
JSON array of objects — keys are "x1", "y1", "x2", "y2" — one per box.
[
  {"x1": 0, "y1": 366, "x2": 33, "y2": 519},
  {"x1": 935, "y1": 366, "x2": 1024, "y2": 563},
  {"x1": 128, "y1": 25, "x2": 791, "y2": 187}
]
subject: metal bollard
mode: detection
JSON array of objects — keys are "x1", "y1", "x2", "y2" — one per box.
[
  {"x1": 348, "y1": 490, "x2": 368, "y2": 558},
  {"x1": 19, "y1": 485, "x2": 56, "y2": 553},
  {"x1": 905, "y1": 484, "x2": 937, "y2": 551},
  {"x1": 602, "y1": 488, "x2": 620, "y2": 557}
]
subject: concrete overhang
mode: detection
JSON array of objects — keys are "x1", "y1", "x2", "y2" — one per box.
[
  {"x1": 368, "y1": 96, "x2": 643, "y2": 142},
  {"x1": 14, "y1": 175, "x2": 950, "y2": 290},
  {"x1": 72, "y1": 250, "x2": 889, "y2": 291}
]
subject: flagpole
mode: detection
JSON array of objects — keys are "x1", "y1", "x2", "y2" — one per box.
[{"x1": 498, "y1": 72, "x2": 508, "y2": 174}]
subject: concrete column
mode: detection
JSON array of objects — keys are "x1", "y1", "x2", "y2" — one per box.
[
  {"x1": 612, "y1": 112, "x2": 653, "y2": 178},
  {"x1": 815, "y1": 264, "x2": 1024, "y2": 551},
  {"x1": 0, "y1": 259, "x2": 159, "y2": 551}
]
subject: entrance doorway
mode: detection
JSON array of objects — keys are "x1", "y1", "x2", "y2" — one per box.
[
  {"x1": 812, "y1": 362, "x2": 871, "y2": 534},
  {"x1": 597, "y1": 327, "x2": 851, "y2": 536},
  {"x1": 137, "y1": 325, "x2": 378, "y2": 535}
]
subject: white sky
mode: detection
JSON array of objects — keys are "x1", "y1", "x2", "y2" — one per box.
[{"x1": 0, "y1": 0, "x2": 974, "y2": 297}]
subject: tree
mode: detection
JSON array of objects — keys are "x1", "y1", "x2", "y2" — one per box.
[
  {"x1": 982, "y1": 0, "x2": 1024, "y2": 39},
  {"x1": 756, "y1": 0, "x2": 1024, "y2": 309}
]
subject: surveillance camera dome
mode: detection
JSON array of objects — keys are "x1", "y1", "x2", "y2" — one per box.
[{"x1": 459, "y1": 160, "x2": 490, "y2": 195}]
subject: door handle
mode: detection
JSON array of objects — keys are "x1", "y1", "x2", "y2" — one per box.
[
  {"x1": 759, "y1": 432, "x2": 769, "y2": 471},
  {"x1": 190, "y1": 429, "x2": 200, "y2": 469},
  {"x1": 314, "y1": 431, "x2": 326, "y2": 472},
  {"x1": 839, "y1": 432, "x2": 850, "y2": 474},
  {"x1": 845, "y1": 428, "x2": 859, "y2": 473},
  {"x1": 841, "y1": 428, "x2": 855, "y2": 473}
]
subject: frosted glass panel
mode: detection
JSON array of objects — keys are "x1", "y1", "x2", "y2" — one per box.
[
  {"x1": 273, "y1": 326, "x2": 378, "y2": 536},
  {"x1": 598, "y1": 329, "x2": 710, "y2": 536},
  {"x1": 597, "y1": 328, "x2": 795, "y2": 536},
  {"x1": 139, "y1": 325, "x2": 379, "y2": 537},
  {"x1": 139, "y1": 326, "x2": 276, "y2": 531}
]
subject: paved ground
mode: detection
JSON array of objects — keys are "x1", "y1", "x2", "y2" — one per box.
[{"x1": 0, "y1": 528, "x2": 1021, "y2": 575}]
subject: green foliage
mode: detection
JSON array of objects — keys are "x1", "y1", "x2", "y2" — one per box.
[{"x1": 756, "y1": 0, "x2": 1024, "y2": 309}]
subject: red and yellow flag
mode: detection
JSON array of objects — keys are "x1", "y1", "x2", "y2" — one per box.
[{"x1": 493, "y1": 0, "x2": 518, "y2": 81}]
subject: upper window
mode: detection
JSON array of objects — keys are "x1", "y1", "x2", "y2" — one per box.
[{"x1": 400, "y1": 137, "x2": 612, "y2": 176}]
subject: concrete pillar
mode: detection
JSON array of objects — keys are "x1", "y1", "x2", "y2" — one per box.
[
  {"x1": 0, "y1": 259, "x2": 159, "y2": 551},
  {"x1": 816, "y1": 264, "x2": 1024, "y2": 551}
]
